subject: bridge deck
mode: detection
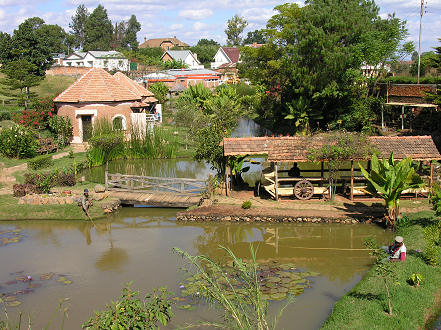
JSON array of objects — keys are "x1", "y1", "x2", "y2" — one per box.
[{"x1": 108, "y1": 191, "x2": 201, "y2": 208}]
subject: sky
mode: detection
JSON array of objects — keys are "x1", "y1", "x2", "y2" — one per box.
[{"x1": 0, "y1": 0, "x2": 439, "y2": 53}]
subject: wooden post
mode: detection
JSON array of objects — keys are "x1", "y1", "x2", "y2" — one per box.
[
  {"x1": 429, "y1": 160, "x2": 434, "y2": 197},
  {"x1": 274, "y1": 162, "x2": 279, "y2": 201},
  {"x1": 320, "y1": 161, "x2": 324, "y2": 187},
  {"x1": 105, "y1": 170, "x2": 108, "y2": 190},
  {"x1": 180, "y1": 182, "x2": 185, "y2": 193},
  {"x1": 350, "y1": 160, "x2": 354, "y2": 201},
  {"x1": 381, "y1": 104, "x2": 385, "y2": 129},
  {"x1": 401, "y1": 105, "x2": 405, "y2": 130},
  {"x1": 225, "y1": 156, "x2": 230, "y2": 196}
]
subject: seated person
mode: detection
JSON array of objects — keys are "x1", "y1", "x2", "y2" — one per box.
[
  {"x1": 388, "y1": 236, "x2": 406, "y2": 262},
  {"x1": 288, "y1": 162, "x2": 301, "y2": 178}
]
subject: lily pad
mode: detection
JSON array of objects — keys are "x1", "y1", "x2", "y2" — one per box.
[
  {"x1": 64, "y1": 280, "x2": 72, "y2": 285},
  {"x1": 265, "y1": 282, "x2": 277, "y2": 289},
  {"x1": 7, "y1": 300, "x2": 21, "y2": 307},
  {"x1": 267, "y1": 277, "x2": 281, "y2": 283},
  {"x1": 57, "y1": 276, "x2": 66, "y2": 282},
  {"x1": 5, "y1": 296, "x2": 17, "y2": 302},
  {"x1": 270, "y1": 292, "x2": 287, "y2": 301},
  {"x1": 277, "y1": 287, "x2": 289, "y2": 293}
]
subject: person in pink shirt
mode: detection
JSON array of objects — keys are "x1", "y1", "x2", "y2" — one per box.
[{"x1": 388, "y1": 236, "x2": 406, "y2": 262}]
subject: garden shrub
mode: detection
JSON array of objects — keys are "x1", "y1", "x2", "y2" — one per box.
[
  {"x1": 423, "y1": 225, "x2": 440, "y2": 266},
  {"x1": 430, "y1": 184, "x2": 441, "y2": 216},
  {"x1": 27, "y1": 154, "x2": 53, "y2": 170},
  {"x1": 24, "y1": 172, "x2": 57, "y2": 194},
  {"x1": 0, "y1": 125, "x2": 39, "y2": 158},
  {"x1": 242, "y1": 200, "x2": 252, "y2": 209},
  {"x1": 0, "y1": 111, "x2": 12, "y2": 121},
  {"x1": 48, "y1": 115, "x2": 73, "y2": 147},
  {"x1": 13, "y1": 183, "x2": 36, "y2": 197},
  {"x1": 82, "y1": 282, "x2": 174, "y2": 329},
  {"x1": 56, "y1": 172, "x2": 76, "y2": 187}
]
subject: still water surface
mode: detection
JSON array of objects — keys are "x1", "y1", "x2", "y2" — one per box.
[{"x1": 0, "y1": 208, "x2": 392, "y2": 329}]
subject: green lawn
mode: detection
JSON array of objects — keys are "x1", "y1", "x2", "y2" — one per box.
[
  {"x1": 322, "y1": 211, "x2": 441, "y2": 329},
  {"x1": 0, "y1": 194, "x2": 106, "y2": 221},
  {"x1": 30, "y1": 75, "x2": 76, "y2": 98}
]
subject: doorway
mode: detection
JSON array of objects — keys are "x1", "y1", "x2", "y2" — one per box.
[{"x1": 82, "y1": 115, "x2": 93, "y2": 142}]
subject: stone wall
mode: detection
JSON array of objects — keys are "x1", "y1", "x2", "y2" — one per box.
[{"x1": 176, "y1": 214, "x2": 378, "y2": 224}]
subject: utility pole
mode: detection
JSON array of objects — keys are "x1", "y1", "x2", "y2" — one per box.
[{"x1": 417, "y1": 0, "x2": 425, "y2": 84}]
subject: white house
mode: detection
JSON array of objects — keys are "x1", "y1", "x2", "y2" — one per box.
[
  {"x1": 62, "y1": 51, "x2": 129, "y2": 71},
  {"x1": 161, "y1": 50, "x2": 204, "y2": 69},
  {"x1": 210, "y1": 47, "x2": 240, "y2": 69}
]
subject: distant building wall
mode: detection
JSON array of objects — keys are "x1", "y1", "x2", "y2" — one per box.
[{"x1": 46, "y1": 66, "x2": 90, "y2": 76}]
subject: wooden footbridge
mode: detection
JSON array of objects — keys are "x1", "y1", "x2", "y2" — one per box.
[{"x1": 105, "y1": 172, "x2": 207, "y2": 208}]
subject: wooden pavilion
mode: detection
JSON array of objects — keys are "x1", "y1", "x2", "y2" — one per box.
[{"x1": 223, "y1": 135, "x2": 441, "y2": 201}]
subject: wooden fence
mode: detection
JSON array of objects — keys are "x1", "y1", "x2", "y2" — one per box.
[{"x1": 105, "y1": 172, "x2": 207, "y2": 195}]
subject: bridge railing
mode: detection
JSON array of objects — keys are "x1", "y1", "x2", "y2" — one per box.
[{"x1": 105, "y1": 172, "x2": 207, "y2": 195}]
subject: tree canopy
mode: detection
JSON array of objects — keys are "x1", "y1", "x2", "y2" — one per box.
[
  {"x1": 239, "y1": 0, "x2": 411, "y2": 134},
  {"x1": 69, "y1": 4, "x2": 89, "y2": 49},
  {"x1": 243, "y1": 29, "x2": 267, "y2": 45},
  {"x1": 225, "y1": 15, "x2": 248, "y2": 46},
  {"x1": 83, "y1": 5, "x2": 113, "y2": 51},
  {"x1": 121, "y1": 15, "x2": 141, "y2": 50}
]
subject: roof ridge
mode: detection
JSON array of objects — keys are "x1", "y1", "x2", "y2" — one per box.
[{"x1": 54, "y1": 67, "x2": 94, "y2": 102}]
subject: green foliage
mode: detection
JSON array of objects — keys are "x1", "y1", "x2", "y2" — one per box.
[
  {"x1": 239, "y1": 1, "x2": 411, "y2": 133},
  {"x1": 364, "y1": 237, "x2": 396, "y2": 315},
  {"x1": 379, "y1": 76, "x2": 441, "y2": 84},
  {"x1": 430, "y1": 184, "x2": 441, "y2": 217},
  {"x1": 395, "y1": 215, "x2": 411, "y2": 231},
  {"x1": 196, "y1": 39, "x2": 219, "y2": 47},
  {"x1": 0, "y1": 125, "x2": 39, "y2": 159},
  {"x1": 48, "y1": 115, "x2": 73, "y2": 147},
  {"x1": 423, "y1": 225, "x2": 440, "y2": 266},
  {"x1": 241, "y1": 200, "x2": 252, "y2": 209},
  {"x1": 148, "y1": 82, "x2": 169, "y2": 104},
  {"x1": 69, "y1": 4, "x2": 89, "y2": 49},
  {"x1": 121, "y1": 15, "x2": 141, "y2": 50},
  {"x1": 27, "y1": 154, "x2": 53, "y2": 170},
  {"x1": 173, "y1": 245, "x2": 292, "y2": 329},
  {"x1": 190, "y1": 45, "x2": 218, "y2": 66},
  {"x1": 225, "y1": 14, "x2": 248, "y2": 46},
  {"x1": 82, "y1": 282, "x2": 174, "y2": 329},
  {"x1": 127, "y1": 126, "x2": 177, "y2": 160},
  {"x1": 243, "y1": 29, "x2": 267, "y2": 45},
  {"x1": 359, "y1": 153, "x2": 424, "y2": 227},
  {"x1": 408, "y1": 273, "x2": 422, "y2": 286},
  {"x1": 83, "y1": 5, "x2": 113, "y2": 51},
  {"x1": 162, "y1": 59, "x2": 188, "y2": 70}
]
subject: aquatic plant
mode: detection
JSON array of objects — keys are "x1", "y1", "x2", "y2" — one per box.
[
  {"x1": 82, "y1": 282, "x2": 174, "y2": 329},
  {"x1": 173, "y1": 245, "x2": 311, "y2": 330}
]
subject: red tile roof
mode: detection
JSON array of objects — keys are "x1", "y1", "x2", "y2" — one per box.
[
  {"x1": 223, "y1": 135, "x2": 441, "y2": 162},
  {"x1": 113, "y1": 72, "x2": 157, "y2": 101},
  {"x1": 222, "y1": 47, "x2": 240, "y2": 63},
  {"x1": 54, "y1": 68, "x2": 140, "y2": 103}
]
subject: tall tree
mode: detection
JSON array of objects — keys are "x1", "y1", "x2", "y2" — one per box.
[
  {"x1": 0, "y1": 32, "x2": 12, "y2": 65},
  {"x1": 240, "y1": 1, "x2": 410, "y2": 133},
  {"x1": 9, "y1": 17, "x2": 55, "y2": 76},
  {"x1": 121, "y1": 15, "x2": 141, "y2": 50},
  {"x1": 83, "y1": 5, "x2": 113, "y2": 51},
  {"x1": 111, "y1": 21, "x2": 126, "y2": 50},
  {"x1": 0, "y1": 59, "x2": 43, "y2": 108},
  {"x1": 196, "y1": 39, "x2": 219, "y2": 47},
  {"x1": 225, "y1": 14, "x2": 247, "y2": 46},
  {"x1": 243, "y1": 29, "x2": 267, "y2": 44},
  {"x1": 69, "y1": 4, "x2": 89, "y2": 49}
]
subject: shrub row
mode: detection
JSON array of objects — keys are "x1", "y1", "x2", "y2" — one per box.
[{"x1": 27, "y1": 154, "x2": 53, "y2": 170}]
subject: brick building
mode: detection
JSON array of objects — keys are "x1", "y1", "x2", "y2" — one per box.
[{"x1": 54, "y1": 68, "x2": 157, "y2": 143}]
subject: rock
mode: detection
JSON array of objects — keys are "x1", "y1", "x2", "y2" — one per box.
[
  {"x1": 18, "y1": 198, "x2": 25, "y2": 205},
  {"x1": 352, "y1": 219, "x2": 358, "y2": 224},
  {"x1": 199, "y1": 199, "x2": 212, "y2": 207},
  {"x1": 94, "y1": 184, "x2": 105, "y2": 193},
  {"x1": 222, "y1": 216, "x2": 231, "y2": 221},
  {"x1": 104, "y1": 208, "x2": 112, "y2": 213}
]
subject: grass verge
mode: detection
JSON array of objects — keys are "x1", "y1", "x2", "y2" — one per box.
[
  {"x1": 322, "y1": 211, "x2": 441, "y2": 329},
  {"x1": 0, "y1": 193, "x2": 106, "y2": 221}
]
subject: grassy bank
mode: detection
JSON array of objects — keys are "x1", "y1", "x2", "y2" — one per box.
[
  {"x1": 0, "y1": 193, "x2": 107, "y2": 221},
  {"x1": 322, "y1": 211, "x2": 441, "y2": 329}
]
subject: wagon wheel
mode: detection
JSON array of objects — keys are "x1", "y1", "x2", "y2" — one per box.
[{"x1": 294, "y1": 180, "x2": 314, "y2": 200}]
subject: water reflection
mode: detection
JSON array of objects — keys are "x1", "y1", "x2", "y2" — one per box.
[{"x1": 83, "y1": 158, "x2": 214, "y2": 184}]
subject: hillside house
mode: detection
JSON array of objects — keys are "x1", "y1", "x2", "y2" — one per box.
[
  {"x1": 161, "y1": 50, "x2": 203, "y2": 69},
  {"x1": 54, "y1": 68, "x2": 158, "y2": 143},
  {"x1": 211, "y1": 47, "x2": 240, "y2": 69},
  {"x1": 62, "y1": 51, "x2": 129, "y2": 71},
  {"x1": 139, "y1": 37, "x2": 189, "y2": 50}
]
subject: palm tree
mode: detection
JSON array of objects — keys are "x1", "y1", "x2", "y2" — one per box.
[{"x1": 359, "y1": 152, "x2": 424, "y2": 228}]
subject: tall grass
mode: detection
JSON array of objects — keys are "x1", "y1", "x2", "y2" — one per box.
[{"x1": 87, "y1": 118, "x2": 178, "y2": 167}]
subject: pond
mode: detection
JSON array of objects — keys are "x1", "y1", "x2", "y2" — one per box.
[{"x1": 0, "y1": 208, "x2": 392, "y2": 329}]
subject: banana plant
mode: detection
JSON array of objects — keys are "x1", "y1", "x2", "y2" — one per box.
[{"x1": 359, "y1": 153, "x2": 424, "y2": 228}]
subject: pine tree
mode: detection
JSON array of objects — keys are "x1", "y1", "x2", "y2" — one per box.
[
  {"x1": 69, "y1": 4, "x2": 89, "y2": 49},
  {"x1": 121, "y1": 15, "x2": 141, "y2": 50},
  {"x1": 83, "y1": 5, "x2": 113, "y2": 51}
]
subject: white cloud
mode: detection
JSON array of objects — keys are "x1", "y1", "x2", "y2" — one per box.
[
  {"x1": 178, "y1": 9, "x2": 213, "y2": 20},
  {"x1": 170, "y1": 23, "x2": 183, "y2": 30},
  {"x1": 193, "y1": 22, "x2": 208, "y2": 31},
  {"x1": 0, "y1": 9, "x2": 5, "y2": 20}
]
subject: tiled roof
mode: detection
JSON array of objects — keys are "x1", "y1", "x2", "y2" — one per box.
[
  {"x1": 54, "y1": 68, "x2": 140, "y2": 103},
  {"x1": 221, "y1": 47, "x2": 240, "y2": 63},
  {"x1": 113, "y1": 72, "x2": 157, "y2": 101},
  {"x1": 163, "y1": 50, "x2": 193, "y2": 62},
  {"x1": 223, "y1": 135, "x2": 441, "y2": 162},
  {"x1": 388, "y1": 84, "x2": 436, "y2": 97},
  {"x1": 88, "y1": 51, "x2": 125, "y2": 59},
  {"x1": 139, "y1": 37, "x2": 189, "y2": 48}
]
